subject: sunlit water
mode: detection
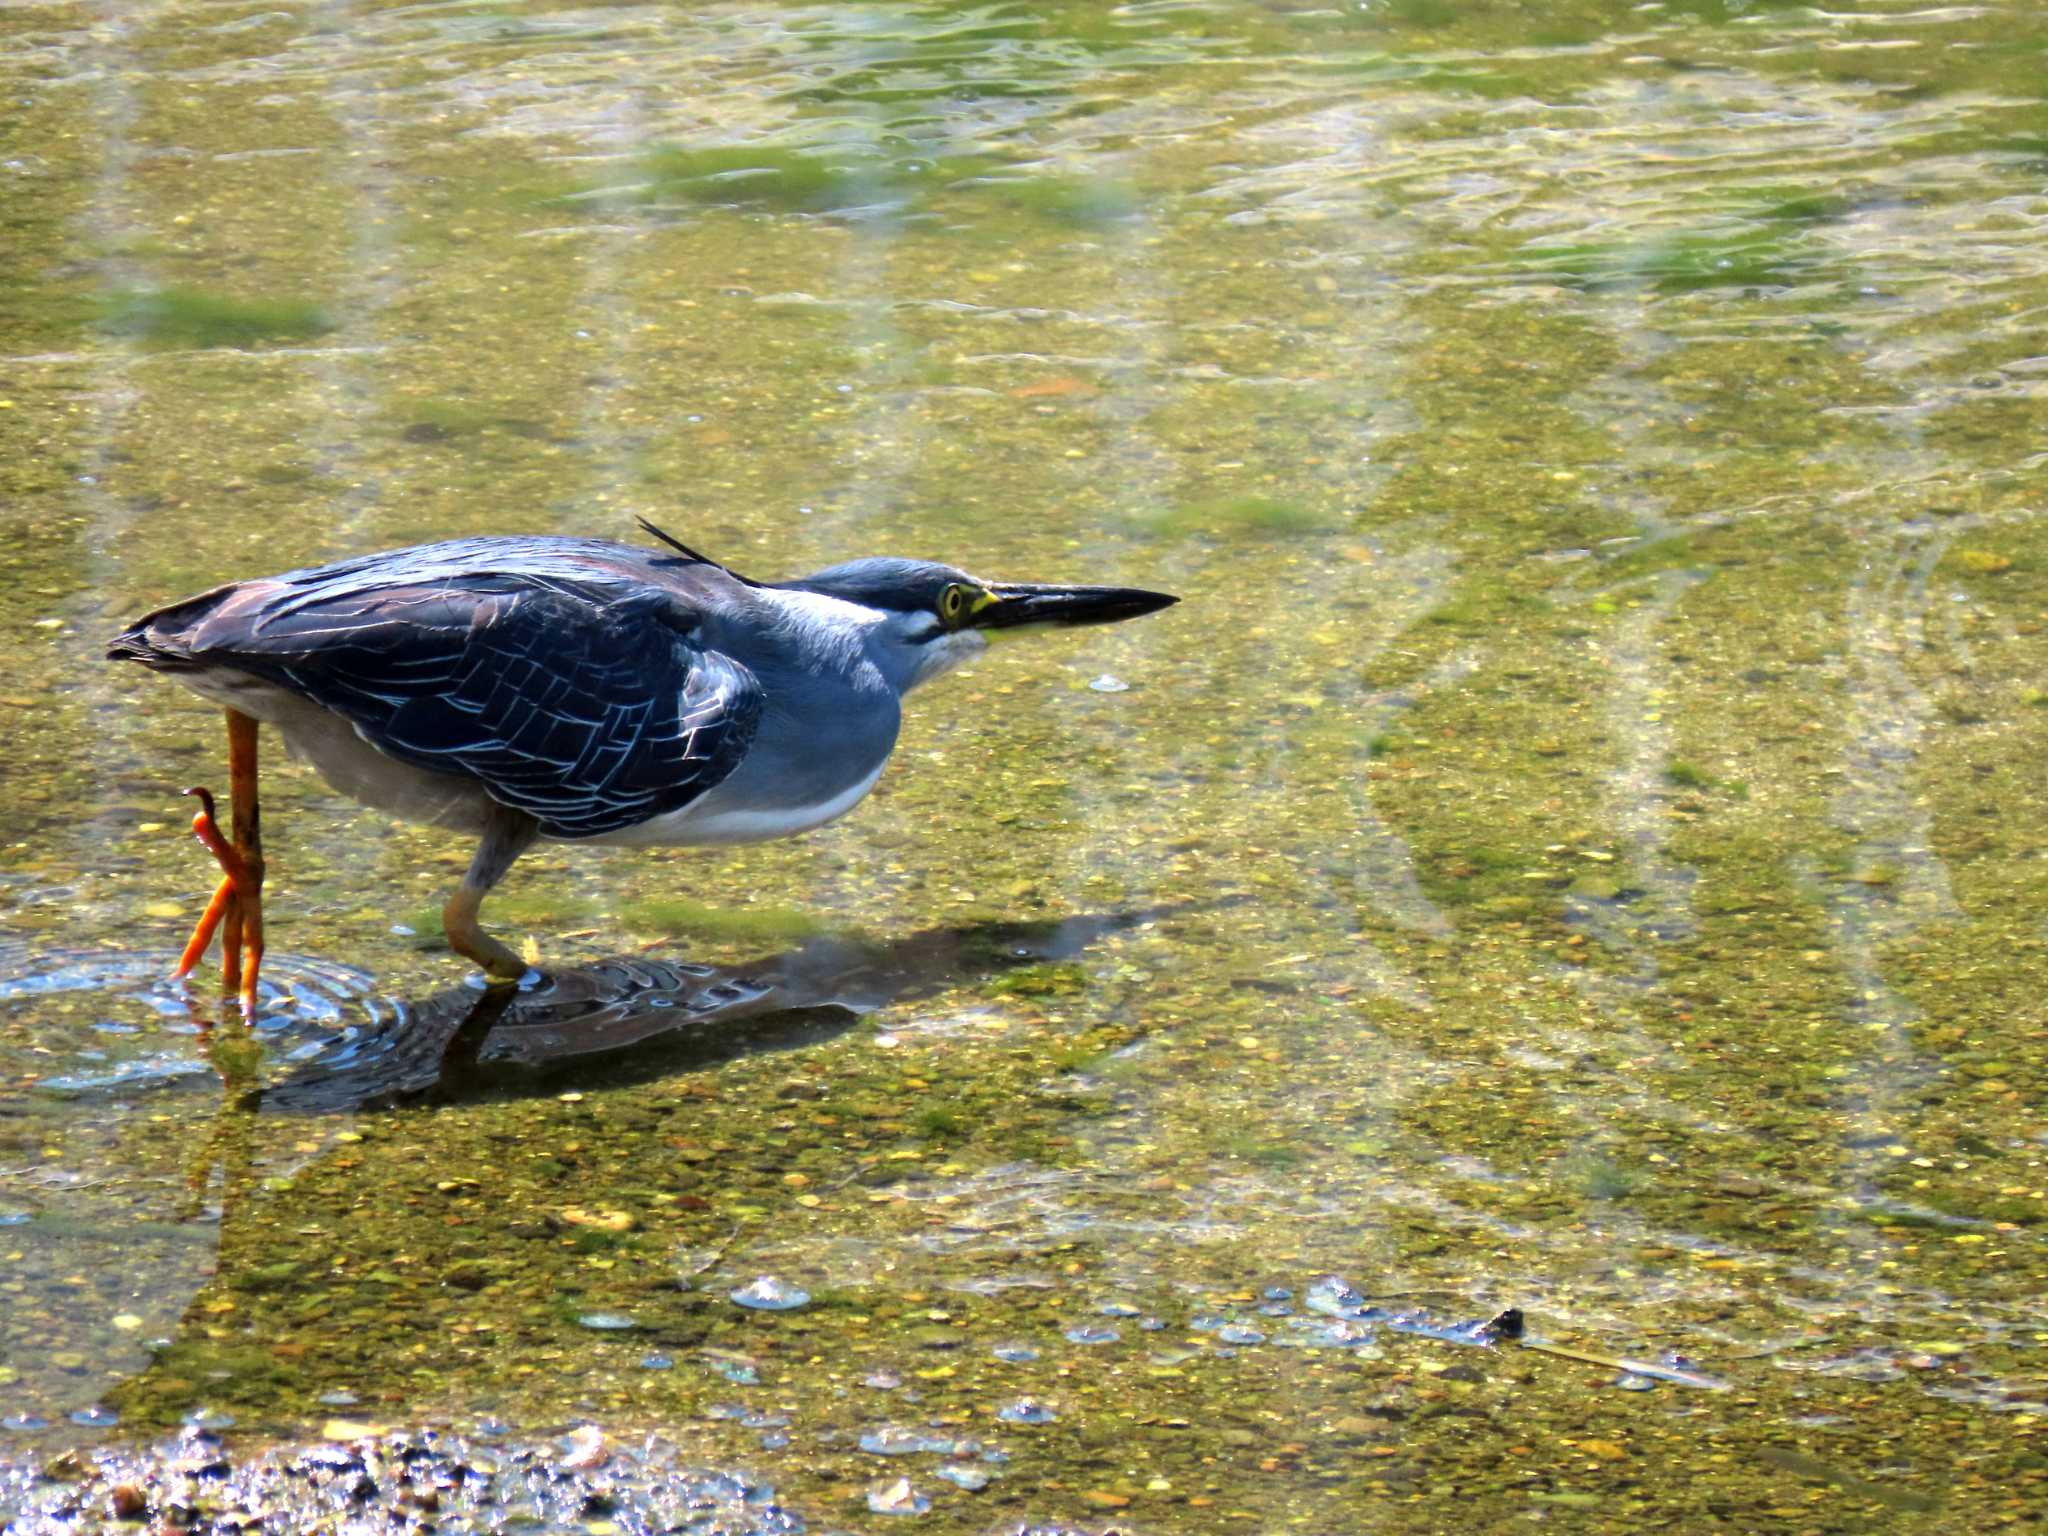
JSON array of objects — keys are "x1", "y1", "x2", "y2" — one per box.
[{"x1": 4, "y1": 0, "x2": 2048, "y2": 1529}]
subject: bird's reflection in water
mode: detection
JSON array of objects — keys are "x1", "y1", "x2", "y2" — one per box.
[{"x1": 263, "y1": 909, "x2": 1160, "y2": 1111}]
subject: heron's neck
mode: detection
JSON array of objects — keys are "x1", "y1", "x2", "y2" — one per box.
[
  {"x1": 741, "y1": 587, "x2": 987, "y2": 698},
  {"x1": 749, "y1": 587, "x2": 885, "y2": 678},
  {"x1": 894, "y1": 628, "x2": 988, "y2": 693}
]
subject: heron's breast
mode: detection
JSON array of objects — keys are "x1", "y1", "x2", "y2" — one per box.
[
  {"x1": 593, "y1": 756, "x2": 887, "y2": 847},
  {"x1": 586, "y1": 669, "x2": 900, "y2": 848}
]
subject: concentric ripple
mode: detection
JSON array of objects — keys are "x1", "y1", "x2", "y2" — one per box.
[{"x1": 0, "y1": 941, "x2": 386, "y2": 1094}]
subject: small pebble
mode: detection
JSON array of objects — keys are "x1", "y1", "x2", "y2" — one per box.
[
  {"x1": 1306, "y1": 1275, "x2": 1369, "y2": 1319},
  {"x1": 866, "y1": 1476, "x2": 929, "y2": 1515},
  {"x1": 559, "y1": 1425, "x2": 607, "y2": 1471},
  {"x1": 730, "y1": 1276, "x2": 810, "y2": 1312},
  {"x1": 860, "y1": 1426, "x2": 956, "y2": 1456}
]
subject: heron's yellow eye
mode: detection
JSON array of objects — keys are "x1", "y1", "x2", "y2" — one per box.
[{"x1": 938, "y1": 584, "x2": 971, "y2": 626}]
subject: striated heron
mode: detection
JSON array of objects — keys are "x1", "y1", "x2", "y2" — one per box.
[{"x1": 108, "y1": 520, "x2": 1177, "y2": 1009}]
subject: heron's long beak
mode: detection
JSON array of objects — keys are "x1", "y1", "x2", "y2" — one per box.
[{"x1": 975, "y1": 581, "x2": 1179, "y2": 630}]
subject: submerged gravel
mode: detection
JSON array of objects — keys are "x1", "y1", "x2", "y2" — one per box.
[{"x1": 0, "y1": 1425, "x2": 809, "y2": 1536}]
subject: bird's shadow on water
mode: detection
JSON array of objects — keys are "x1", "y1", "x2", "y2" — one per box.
[{"x1": 257, "y1": 907, "x2": 1170, "y2": 1112}]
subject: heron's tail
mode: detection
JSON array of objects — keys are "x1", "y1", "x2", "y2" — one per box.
[{"x1": 107, "y1": 585, "x2": 238, "y2": 670}]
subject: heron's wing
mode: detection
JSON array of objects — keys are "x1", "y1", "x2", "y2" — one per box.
[{"x1": 192, "y1": 575, "x2": 759, "y2": 840}]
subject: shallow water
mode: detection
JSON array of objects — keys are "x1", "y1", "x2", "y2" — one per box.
[{"x1": 4, "y1": 0, "x2": 2048, "y2": 1529}]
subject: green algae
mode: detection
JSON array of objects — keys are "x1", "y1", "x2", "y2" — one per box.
[
  {"x1": 633, "y1": 145, "x2": 884, "y2": 213},
  {"x1": 985, "y1": 961, "x2": 1088, "y2": 999},
  {"x1": 599, "y1": 144, "x2": 1134, "y2": 233},
  {"x1": 1512, "y1": 230, "x2": 1821, "y2": 292},
  {"x1": 954, "y1": 173, "x2": 1138, "y2": 227},
  {"x1": 616, "y1": 898, "x2": 825, "y2": 944},
  {"x1": 98, "y1": 288, "x2": 335, "y2": 350},
  {"x1": 1136, "y1": 495, "x2": 1336, "y2": 540}
]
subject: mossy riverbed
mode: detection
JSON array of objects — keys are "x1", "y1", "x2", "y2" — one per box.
[{"x1": 5, "y1": 0, "x2": 2048, "y2": 1530}]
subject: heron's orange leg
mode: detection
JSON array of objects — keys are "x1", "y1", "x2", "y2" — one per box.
[
  {"x1": 226, "y1": 709, "x2": 264, "y2": 1011},
  {"x1": 173, "y1": 785, "x2": 251, "y2": 977},
  {"x1": 175, "y1": 871, "x2": 237, "y2": 979},
  {"x1": 443, "y1": 802, "x2": 540, "y2": 981},
  {"x1": 170, "y1": 710, "x2": 266, "y2": 1013}
]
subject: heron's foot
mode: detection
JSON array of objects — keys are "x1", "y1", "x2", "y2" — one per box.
[
  {"x1": 173, "y1": 786, "x2": 264, "y2": 1013},
  {"x1": 453, "y1": 937, "x2": 530, "y2": 982},
  {"x1": 442, "y1": 888, "x2": 529, "y2": 981},
  {"x1": 175, "y1": 873, "x2": 237, "y2": 981}
]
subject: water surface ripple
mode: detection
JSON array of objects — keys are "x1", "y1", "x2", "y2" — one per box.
[{"x1": 3, "y1": 0, "x2": 2047, "y2": 1529}]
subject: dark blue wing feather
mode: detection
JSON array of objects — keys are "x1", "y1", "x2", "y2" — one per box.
[{"x1": 183, "y1": 572, "x2": 757, "y2": 839}]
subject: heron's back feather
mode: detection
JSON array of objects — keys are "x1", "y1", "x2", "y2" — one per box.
[{"x1": 109, "y1": 539, "x2": 763, "y2": 839}]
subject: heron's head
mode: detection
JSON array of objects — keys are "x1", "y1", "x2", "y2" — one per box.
[{"x1": 785, "y1": 557, "x2": 1178, "y2": 693}]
